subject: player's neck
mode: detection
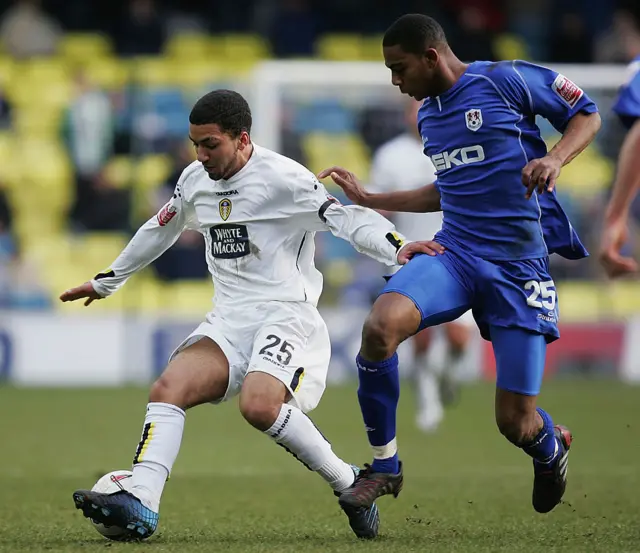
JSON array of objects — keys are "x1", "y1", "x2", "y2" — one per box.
[
  {"x1": 434, "y1": 53, "x2": 469, "y2": 96},
  {"x1": 224, "y1": 142, "x2": 254, "y2": 180}
]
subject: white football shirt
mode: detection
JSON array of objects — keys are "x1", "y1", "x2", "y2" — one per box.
[
  {"x1": 369, "y1": 132, "x2": 442, "y2": 242},
  {"x1": 91, "y1": 144, "x2": 409, "y2": 310}
]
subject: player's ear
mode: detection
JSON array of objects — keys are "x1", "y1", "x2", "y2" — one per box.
[
  {"x1": 238, "y1": 131, "x2": 251, "y2": 149},
  {"x1": 423, "y1": 48, "x2": 439, "y2": 67}
]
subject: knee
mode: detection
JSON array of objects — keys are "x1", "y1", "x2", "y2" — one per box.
[
  {"x1": 149, "y1": 372, "x2": 190, "y2": 409},
  {"x1": 239, "y1": 391, "x2": 282, "y2": 432},
  {"x1": 362, "y1": 314, "x2": 397, "y2": 354},
  {"x1": 496, "y1": 409, "x2": 535, "y2": 445},
  {"x1": 362, "y1": 310, "x2": 412, "y2": 359},
  {"x1": 361, "y1": 294, "x2": 422, "y2": 360},
  {"x1": 149, "y1": 374, "x2": 175, "y2": 404}
]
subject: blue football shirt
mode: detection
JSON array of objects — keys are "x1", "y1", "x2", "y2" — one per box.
[
  {"x1": 417, "y1": 60, "x2": 597, "y2": 261},
  {"x1": 612, "y1": 56, "x2": 640, "y2": 129}
]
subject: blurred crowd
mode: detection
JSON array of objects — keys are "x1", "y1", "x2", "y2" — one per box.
[
  {"x1": 1, "y1": 0, "x2": 639, "y2": 62},
  {"x1": 0, "y1": 0, "x2": 639, "y2": 311}
]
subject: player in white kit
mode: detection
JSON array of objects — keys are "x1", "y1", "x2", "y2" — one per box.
[
  {"x1": 368, "y1": 99, "x2": 474, "y2": 432},
  {"x1": 61, "y1": 90, "x2": 443, "y2": 541}
]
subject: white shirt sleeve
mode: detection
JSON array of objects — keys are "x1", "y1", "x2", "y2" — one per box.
[
  {"x1": 91, "y1": 175, "x2": 193, "y2": 298},
  {"x1": 290, "y1": 172, "x2": 410, "y2": 267}
]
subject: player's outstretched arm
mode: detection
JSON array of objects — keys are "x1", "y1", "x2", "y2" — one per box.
[
  {"x1": 522, "y1": 111, "x2": 601, "y2": 200},
  {"x1": 599, "y1": 118, "x2": 640, "y2": 278},
  {"x1": 59, "y1": 204, "x2": 187, "y2": 306},
  {"x1": 317, "y1": 166, "x2": 441, "y2": 213}
]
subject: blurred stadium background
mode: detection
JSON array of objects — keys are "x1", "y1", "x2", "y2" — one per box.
[
  {"x1": 0, "y1": 0, "x2": 640, "y2": 386},
  {"x1": 1, "y1": 1, "x2": 640, "y2": 551}
]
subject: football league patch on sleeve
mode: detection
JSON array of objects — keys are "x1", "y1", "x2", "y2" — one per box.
[
  {"x1": 157, "y1": 202, "x2": 178, "y2": 226},
  {"x1": 385, "y1": 232, "x2": 406, "y2": 251},
  {"x1": 552, "y1": 74, "x2": 583, "y2": 108}
]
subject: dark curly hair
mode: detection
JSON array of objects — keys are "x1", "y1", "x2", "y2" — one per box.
[
  {"x1": 383, "y1": 14, "x2": 448, "y2": 55},
  {"x1": 189, "y1": 89, "x2": 252, "y2": 137}
]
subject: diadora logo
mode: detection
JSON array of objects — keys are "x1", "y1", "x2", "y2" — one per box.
[
  {"x1": 216, "y1": 190, "x2": 238, "y2": 196},
  {"x1": 430, "y1": 145, "x2": 485, "y2": 171}
]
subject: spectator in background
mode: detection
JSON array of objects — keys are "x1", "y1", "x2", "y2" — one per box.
[
  {"x1": 549, "y1": 12, "x2": 594, "y2": 64},
  {"x1": 63, "y1": 72, "x2": 115, "y2": 179},
  {"x1": 151, "y1": 142, "x2": 208, "y2": 281},
  {"x1": 0, "y1": 0, "x2": 61, "y2": 59},
  {"x1": 0, "y1": 88, "x2": 12, "y2": 130},
  {"x1": 69, "y1": 168, "x2": 131, "y2": 233},
  {"x1": 269, "y1": 0, "x2": 319, "y2": 58},
  {"x1": 448, "y1": 6, "x2": 497, "y2": 62},
  {"x1": 595, "y1": 9, "x2": 640, "y2": 64},
  {"x1": 114, "y1": 0, "x2": 166, "y2": 57}
]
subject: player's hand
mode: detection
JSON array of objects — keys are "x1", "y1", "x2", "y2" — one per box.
[
  {"x1": 397, "y1": 240, "x2": 445, "y2": 265},
  {"x1": 317, "y1": 166, "x2": 370, "y2": 206},
  {"x1": 599, "y1": 217, "x2": 639, "y2": 278},
  {"x1": 522, "y1": 154, "x2": 562, "y2": 200},
  {"x1": 59, "y1": 281, "x2": 103, "y2": 306}
]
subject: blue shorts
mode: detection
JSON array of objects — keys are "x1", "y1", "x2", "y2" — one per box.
[{"x1": 382, "y1": 249, "x2": 559, "y2": 395}]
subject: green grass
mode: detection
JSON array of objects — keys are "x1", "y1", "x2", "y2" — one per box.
[{"x1": 0, "y1": 381, "x2": 639, "y2": 552}]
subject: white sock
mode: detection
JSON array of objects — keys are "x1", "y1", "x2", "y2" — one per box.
[
  {"x1": 129, "y1": 402, "x2": 185, "y2": 512},
  {"x1": 415, "y1": 366, "x2": 443, "y2": 415},
  {"x1": 265, "y1": 404, "x2": 355, "y2": 492}
]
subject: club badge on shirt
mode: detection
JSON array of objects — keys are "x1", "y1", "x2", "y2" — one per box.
[
  {"x1": 465, "y1": 108, "x2": 483, "y2": 132},
  {"x1": 219, "y1": 198, "x2": 232, "y2": 221}
]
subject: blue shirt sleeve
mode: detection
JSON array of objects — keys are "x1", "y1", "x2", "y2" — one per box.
[
  {"x1": 493, "y1": 61, "x2": 598, "y2": 133},
  {"x1": 612, "y1": 58, "x2": 640, "y2": 129}
]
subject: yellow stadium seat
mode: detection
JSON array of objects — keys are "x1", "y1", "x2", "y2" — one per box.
[
  {"x1": 324, "y1": 259, "x2": 355, "y2": 288},
  {"x1": 70, "y1": 233, "x2": 128, "y2": 273},
  {"x1": 173, "y1": 61, "x2": 226, "y2": 88},
  {"x1": 104, "y1": 156, "x2": 134, "y2": 189},
  {"x1": 317, "y1": 34, "x2": 364, "y2": 61},
  {"x1": 303, "y1": 132, "x2": 370, "y2": 182},
  {"x1": 6, "y1": 60, "x2": 73, "y2": 109},
  {"x1": 125, "y1": 273, "x2": 166, "y2": 311},
  {"x1": 12, "y1": 107, "x2": 65, "y2": 138},
  {"x1": 493, "y1": 34, "x2": 530, "y2": 61},
  {"x1": 58, "y1": 33, "x2": 113, "y2": 62},
  {"x1": 10, "y1": 140, "x2": 72, "y2": 187},
  {"x1": 360, "y1": 35, "x2": 384, "y2": 61},
  {"x1": 220, "y1": 34, "x2": 271, "y2": 60},
  {"x1": 132, "y1": 57, "x2": 175, "y2": 87},
  {"x1": 0, "y1": 57, "x2": 14, "y2": 86},
  {"x1": 134, "y1": 154, "x2": 173, "y2": 192},
  {"x1": 165, "y1": 33, "x2": 212, "y2": 58},
  {"x1": 83, "y1": 58, "x2": 130, "y2": 89},
  {"x1": 556, "y1": 281, "x2": 604, "y2": 323},
  {"x1": 163, "y1": 280, "x2": 214, "y2": 317},
  {"x1": 607, "y1": 281, "x2": 640, "y2": 320}
]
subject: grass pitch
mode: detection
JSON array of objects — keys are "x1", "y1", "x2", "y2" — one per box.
[{"x1": 0, "y1": 381, "x2": 638, "y2": 552}]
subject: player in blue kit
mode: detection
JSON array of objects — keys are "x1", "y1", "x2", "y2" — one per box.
[
  {"x1": 600, "y1": 55, "x2": 640, "y2": 278},
  {"x1": 319, "y1": 13, "x2": 601, "y2": 514}
]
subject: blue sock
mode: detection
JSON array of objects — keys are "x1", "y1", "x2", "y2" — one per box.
[
  {"x1": 356, "y1": 352, "x2": 400, "y2": 474},
  {"x1": 521, "y1": 408, "x2": 559, "y2": 465}
]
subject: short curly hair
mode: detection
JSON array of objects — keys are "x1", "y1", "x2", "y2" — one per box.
[
  {"x1": 189, "y1": 89, "x2": 252, "y2": 137},
  {"x1": 383, "y1": 14, "x2": 448, "y2": 54}
]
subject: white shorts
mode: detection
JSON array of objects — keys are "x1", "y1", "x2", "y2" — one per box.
[{"x1": 169, "y1": 301, "x2": 330, "y2": 413}]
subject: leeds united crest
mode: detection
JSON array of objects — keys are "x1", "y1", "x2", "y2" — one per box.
[
  {"x1": 219, "y1": 198, "x2": 232, "y2": 221},
  {"x1": 465, "y1": 109, "x2": 483, "y2": 132}
]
